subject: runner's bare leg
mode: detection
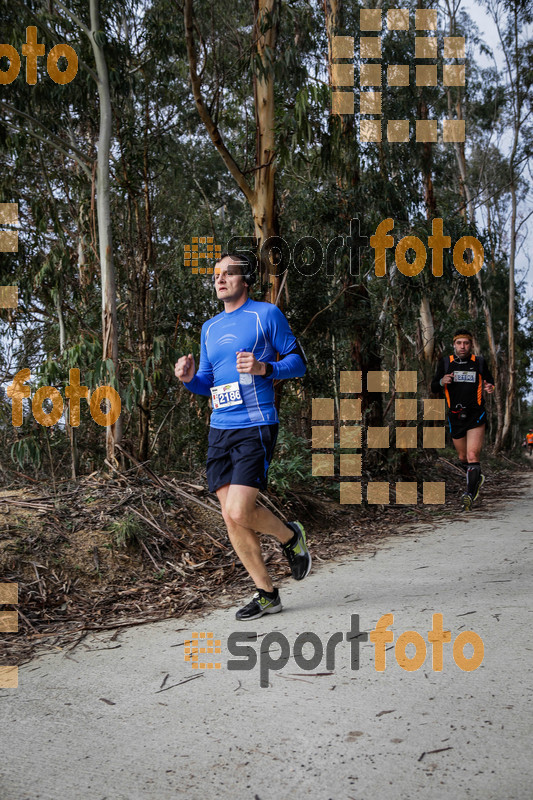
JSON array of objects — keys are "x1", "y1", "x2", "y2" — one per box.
[
  {"x1": 452, "y1": 435, "x2": 467, "y2": 462},
  {"x1": 452, "y1": 424, "x2": 485, "y2": 463},
  {"x1": 465, "y1": 424, "x2": 485, "y2": 462},
  {"x1": 216, "y1": 484, "x2": 292, "y2": 591}
]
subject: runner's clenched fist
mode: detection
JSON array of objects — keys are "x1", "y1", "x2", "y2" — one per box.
[{"x1": 175, "y1": 353, "x2": 195, "y2": 383}]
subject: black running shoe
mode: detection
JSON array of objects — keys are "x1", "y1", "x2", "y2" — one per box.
[
  {"x1": 281, "y1": 521, "x2": 312, "y2": 581},
  {"x1": 235, "y1": 589, "x2": 282, "y2": 621}
]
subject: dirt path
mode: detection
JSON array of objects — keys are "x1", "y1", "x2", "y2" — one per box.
[{"x1": 1, "y1": 477, "x2": 532, "y2": 800}]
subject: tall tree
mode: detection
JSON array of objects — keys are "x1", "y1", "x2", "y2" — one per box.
[
  {"x1": 55, "y1": 0, "x2": 122, "y2": 461},
  {"x1": 487, "y1": 0, "x2": 533, "y2": 447},
  {"x1": 184, "y1": 0, "x2": 281, "y2": 300}
]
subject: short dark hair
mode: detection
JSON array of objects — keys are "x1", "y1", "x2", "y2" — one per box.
[
  {"x1": 453, "y1": 328, "x2": 473, "y2": 340},
  {"x1": 215, "y1": 252, "x2": 256, "y2": 286}
]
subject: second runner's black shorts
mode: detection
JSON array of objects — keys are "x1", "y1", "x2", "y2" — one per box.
[
  {"x1": 448, "y1": 408, "x2": 487, "y2": 440},
  {"x1": 206, "y1": 424, "x2": 279, "y2": 493}
]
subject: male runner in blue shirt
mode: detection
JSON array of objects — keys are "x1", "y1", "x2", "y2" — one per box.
[{"x1": 175, "y1": 253, "x2": 311, "y2": 620}]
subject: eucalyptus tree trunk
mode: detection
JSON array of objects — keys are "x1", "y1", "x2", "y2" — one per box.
[
  {"x1": 417, "y1": 4, "x2": 437, "y2": 392},
  {"x1": 487, "y1": 0, "x2": 524, "y2": 449},
  {"x1": 324, "y1": 0, "x2": 384, "y2": 428},
  {"x1": 501, "y1": 165, "x2": 518, "y2": 448},
  {"x1": 252, "y1": 0, "x2": 281, "y2": 302},
  {"x1": 137, "y1": 146, "x2": 153, "y2": 463},
  {"x1": 419, "y1": 295, "x2": 435, "y2": 382},
  {"x1": 451, "y1": 120, "x2": 503, "y2": 447},
  {"x1": 184, "y1": 0, "x2": 280, "y2": 301},
  {"x1": 499, "y1": 2, "x2": 521, "y2": 448},
  {"x1": 89, "y1": 0, "x2": 122, "y2": 463},
  {"x1": 55, "y1": 286, "x2": 78, "y2": 478},
  {"x1": 443, "y1": 0, "x2": 503, "y2": 449}
]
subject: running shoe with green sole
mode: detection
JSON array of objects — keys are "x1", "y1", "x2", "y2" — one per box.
[
  {"x1": 282, "y1": 521, "x2": 312, "y2": 580},
  {"x1": 235, "y1": 589, "x2": 282, "y2": 621},
  {"x1": 461, "y1": 492, "x2": 473, "y2": 511}
]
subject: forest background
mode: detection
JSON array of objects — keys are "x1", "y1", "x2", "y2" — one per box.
[{"x1": 1, "y1": 0, "x2": 532, "y2": 494}]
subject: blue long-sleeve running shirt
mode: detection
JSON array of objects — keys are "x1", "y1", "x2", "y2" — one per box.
[{"x1": 184, "y1": 297, "x2": 306, "y2": 429}]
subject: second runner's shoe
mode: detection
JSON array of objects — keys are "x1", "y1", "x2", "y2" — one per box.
[
  {"x1": 282, "y1": 521, "x2": 312, "y2": 580},
  {"x1": 461, "y1": 492, "x2": 473, "y2": 511}
]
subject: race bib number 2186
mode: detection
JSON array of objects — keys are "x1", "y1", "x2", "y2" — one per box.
[{"x1": 210, "y1": 382, "x2": 243, "y2": 410}]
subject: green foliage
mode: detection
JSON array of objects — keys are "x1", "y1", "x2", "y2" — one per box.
[
  {"x1": 110, "y1": 515, "x2": 146, "y2": 548},
  {"x1": 268, "y1": 429, "x2": 313, "y2": 497},
  {"x1": 10, "y1": 437, "x2": 42, "y2": 470}
]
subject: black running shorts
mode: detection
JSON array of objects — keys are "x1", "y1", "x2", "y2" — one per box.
[
  {"x1": 206, "y1": 424, "x2": 279, "y2": 493},
  {"x1": 448, "y1": 408, "x2": 486, "y2": 440}
]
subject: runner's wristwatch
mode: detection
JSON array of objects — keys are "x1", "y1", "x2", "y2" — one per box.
[{"x1": 263, "y1": 363, "x2": 274, "y2": 377}]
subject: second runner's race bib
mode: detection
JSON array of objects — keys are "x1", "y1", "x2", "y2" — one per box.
[
  {"x1": 453, "y1": 371, "x2": 476, "y2": 383},
  {"x1": 210, "y1": 382, "x2": 243, "y2": 410}
]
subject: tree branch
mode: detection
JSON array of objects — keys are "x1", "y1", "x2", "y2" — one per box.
[
  {"x1": 1, "y1": 101, "x2": 91, "y2": 169},
  {"x1": 19, "y1": 2, "x2": 98, "y2": 82},
  {"x1": 516, "y1": 209, "x2": 533, "y2": 235},
  {"x1": 183, "y1": 0, "x2": 254, "y2": 205},
  {"x1": 52, "y1": 0, "x2": 91, "y2": 38},
  {"x1": 300, "y1": 285, "x2": 356, "y2": 338},
  {"x1": 3, "y1": 120, "x2": 92, "y2": 181}
]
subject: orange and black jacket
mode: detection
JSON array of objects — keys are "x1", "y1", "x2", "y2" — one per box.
[
  {"x1": 527, "y1": 433, "x2": 533, "y2": 445},
  {"x1": 431, "y1": 354, "x2": 494, "y2": 411}
]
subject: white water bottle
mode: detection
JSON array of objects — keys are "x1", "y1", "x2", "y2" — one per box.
[
  {"x1": 237, "y1": 349, "x2": 262, "y2": 423},
  {"x1": 238, "y1": 349, "x2": 252, "y2": 384}
]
